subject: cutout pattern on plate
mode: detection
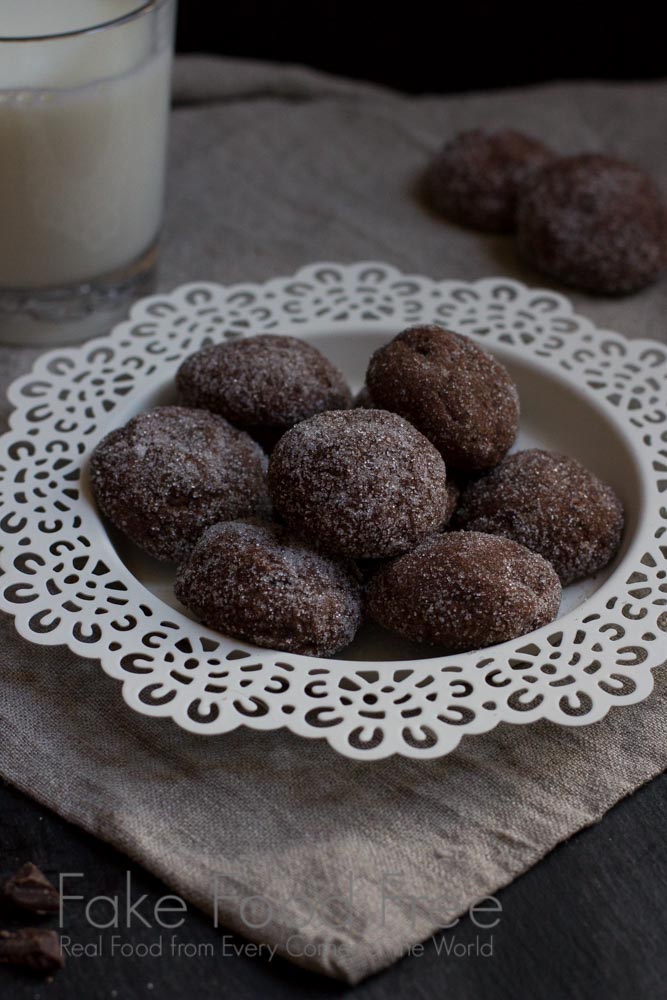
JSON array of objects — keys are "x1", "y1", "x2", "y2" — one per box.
[{"x1": 1, "y1": 263, "x2": 666, "y2": 759}]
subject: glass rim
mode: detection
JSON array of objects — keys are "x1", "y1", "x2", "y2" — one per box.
[{"x1": 0, "y1": 0, "x2": 170, "y2": 43}]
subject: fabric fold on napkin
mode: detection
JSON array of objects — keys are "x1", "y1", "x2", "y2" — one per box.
[{"x1": 1, "y1": 56, "x2": 667, "y2": 983}]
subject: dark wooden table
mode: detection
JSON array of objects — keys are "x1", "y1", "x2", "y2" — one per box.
[{"x1": 1, "y1": 770, "x2": 665, "y2": 999}]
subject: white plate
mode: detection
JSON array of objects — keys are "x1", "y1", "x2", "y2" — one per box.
[{"x1": 1, "y1": 262, "x2": 665, "y2": 759}]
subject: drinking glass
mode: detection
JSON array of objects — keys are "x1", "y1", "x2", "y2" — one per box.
[{"x1": 0, "y1": 0, "x2": 176, "y2": 345}]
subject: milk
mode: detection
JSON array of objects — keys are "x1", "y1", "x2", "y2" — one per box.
[
  {"x1": 0, "y1": 1, "x2": 172, "y2": 290},
  {"x1": 0, "y1": 1, "x2": 145, "y2": 38}
]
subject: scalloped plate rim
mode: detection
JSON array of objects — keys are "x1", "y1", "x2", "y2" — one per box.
[{"x1": 0, "y1": 260, "x2": 664, "y2": 759}]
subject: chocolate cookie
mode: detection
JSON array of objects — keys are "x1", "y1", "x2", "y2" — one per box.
[
  {"x1": 423, "y1": 128, "x2": 553, "y2": 232},
  {"x1": 356, "y1": 384, "x2": 461, "y2": 523},
  {"x1": 90, "y1": 406, "x2": 269, "y2": 562},
  {"x1": 268, "y1": 408, "x2": 450, "y2": 558},
  {"x1": 175, "y1": 520, "x2": 362, "y2": 656},
  {"x1": 366, "y1": 325, "x2": 520, "y2": 472},
  {"x1": 516, "y1": 153, "x2": 667, "y2": 294},
  {"x1": 367, "y1": 531, "x2": 561, "y2": 651},
  {"x1": 453, "y1": 449, "x2": 624, "y2": 585},
  {"x1": 176, "y1": 334, "x2": 352, "y2": 449}
]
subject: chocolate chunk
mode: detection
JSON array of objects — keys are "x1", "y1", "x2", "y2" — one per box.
[
  {"x1": 0, "y1": 928, "x2": 63, "y2": 975},
  {"x1": 1, "y1": 863, "x2": 60, "y2": 916}
]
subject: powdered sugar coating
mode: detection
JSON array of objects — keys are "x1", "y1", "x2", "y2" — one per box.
[
  {"x1": 268, "y1": 409, "x2": 450, "y2": 559},
  {"x1": 176, "y1": 334, "x2": 352, "y2": 449},
  {"x1": 367, "y1": 530, "x2": 561, "y2": 651},
  {"x1": 517, "y1": 153, "x2": 667, "y2": 294},
  {"x1": 175, "y1": 520, "x2": 362, "y2": 656},
  {"x1": 356, "y1": 389, "x2": 468, "y2": 524},
  {"x1": 90, "y1": 406, "x2": 269, "y2": 562},
  {"x1": 423, "y1": 128, "x2": 554, "y2": 233},
  {"x1": 366, "y1": 325, "x2": 520, "y2": 472},
  {"x1": 453, "y1": 448, "x2": 624, "y2": 585}
]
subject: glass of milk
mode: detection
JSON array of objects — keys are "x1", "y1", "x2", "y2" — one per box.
[{"x1": 0, "y1": 1, "x2": 176, "y2": 345}]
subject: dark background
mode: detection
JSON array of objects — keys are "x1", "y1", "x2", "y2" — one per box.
[{"x1": 175, "y1": 1, "x2": 665, "y2": 94}]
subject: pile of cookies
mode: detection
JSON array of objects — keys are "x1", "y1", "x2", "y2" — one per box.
[
  {"x1": 90, "y1": 328, "x2": 624, "y2": 657},
  {"x1": 423, "y1": 129, "x2": 667, "y2": 295}
]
